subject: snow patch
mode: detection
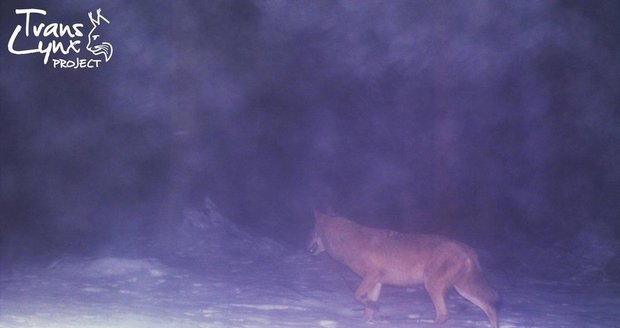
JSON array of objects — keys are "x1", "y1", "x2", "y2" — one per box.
[
  {"x1": 81, "y1": 287, "x2": 105, "y2": 293},
  {"x1": 84, "y1": 257, "x2": 168, "y2": 277},
  {"x1": 318, "y1": 320, "x2": 338, "y2": 327},
  {"x1": 229, "y1": 304, "x2": 307, "y2": 311}
]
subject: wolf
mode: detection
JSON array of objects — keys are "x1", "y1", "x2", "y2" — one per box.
[{"x1": 308, "y1": 210, "x2": 499, "y2": 327}]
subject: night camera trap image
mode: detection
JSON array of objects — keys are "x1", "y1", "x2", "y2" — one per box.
[{"x1": 1, "y1": 1, "x2": 619, "y2": 327}]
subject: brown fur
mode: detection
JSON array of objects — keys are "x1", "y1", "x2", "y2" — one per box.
[{"x1": 308, "y1": 211, "x2": 499, "y2": 327}]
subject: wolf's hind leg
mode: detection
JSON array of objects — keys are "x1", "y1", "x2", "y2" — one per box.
[{"x1": 424, "y1": 279, "x2": 449, "y2": 324}]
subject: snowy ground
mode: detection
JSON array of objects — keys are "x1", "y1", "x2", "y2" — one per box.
[{"x1": 2, "y1": 207, "x2": 619, "y2": 327}]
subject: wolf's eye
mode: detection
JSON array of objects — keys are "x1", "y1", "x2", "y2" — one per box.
[{"x1": 92, "y1": 35, "x2": 100, "y2": 40}]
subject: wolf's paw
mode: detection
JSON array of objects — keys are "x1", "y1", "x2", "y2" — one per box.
[
  {"x1": 363, "y1": 308, "x2": 375, "y2": 323},
  {"x1": 434, "y1": 314, "x2": 448, "y2": 324}
]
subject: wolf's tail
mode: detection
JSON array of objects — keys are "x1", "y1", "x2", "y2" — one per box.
[
  {"x1": 454, "y1": 259, "x2": 500, "y2": 328},
  {"x1": 470, "y1": 267, "x2": 501, "y2": 307}
]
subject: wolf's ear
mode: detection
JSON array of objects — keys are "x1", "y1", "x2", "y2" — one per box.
[
  {"x1": 313, "y1": 208, "x2": 326, "y2": 224},
  {"x1": 326, "y1": 206, "x2": 336, "y2": 216}
]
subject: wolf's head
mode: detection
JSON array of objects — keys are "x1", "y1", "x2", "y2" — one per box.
[
  {"x1": 86, "y1": 9, "x2": 113, "y2": 62},
  {"x1": 307, "y1": 209, "x2": 330, "y2": 255}
]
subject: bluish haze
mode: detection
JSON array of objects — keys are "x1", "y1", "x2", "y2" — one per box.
[{"x1": 1, "y1": 1, "x2": 619, "y2": 276}]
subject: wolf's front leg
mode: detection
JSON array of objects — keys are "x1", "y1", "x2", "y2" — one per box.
[{"x1": 355, "y1": 276, "x2": 383, "y2": 322}]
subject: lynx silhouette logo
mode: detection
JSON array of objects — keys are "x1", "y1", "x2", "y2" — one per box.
[
  {"x1": 7, "y1": 8, "x2": 113, "y2": 69},
  {"x1": 86, "y1": 9, "x2": 113, "y2": 62}
]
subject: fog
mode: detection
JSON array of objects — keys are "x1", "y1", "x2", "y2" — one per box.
[
  {"x1": 2, "y1": 1, "x2": 620, "y2": 327},
  {"x1": 1, "y1": 0, "x2": 619, "y2": 279}
]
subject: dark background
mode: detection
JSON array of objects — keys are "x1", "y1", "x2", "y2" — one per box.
[{"x1": 1, "y1": 1, "x2": 619, "y2": 274}]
